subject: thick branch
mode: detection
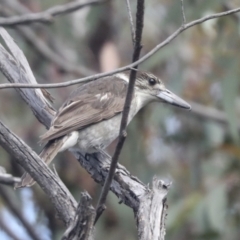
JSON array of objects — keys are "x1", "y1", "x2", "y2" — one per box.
[
  {"x1": 0, "y1": 122, "x2": 77, "y2": 226},
  {"x1": 136, "y1": 178, "x2": 170, "y2": 240},
  {"x1": 0, "y1": 0, "x2": 102, "y2": 26},
  {"x1": 1, "y1": 6, "x2": 240, "y2": 89}
]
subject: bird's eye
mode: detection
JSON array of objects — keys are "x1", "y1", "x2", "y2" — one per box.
[{"x1": 148, "y1": 78, "x2": 156, "y2": 86}]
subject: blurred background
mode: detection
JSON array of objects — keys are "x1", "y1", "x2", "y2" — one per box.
[{"x1": 0, "y1": 0, "x2": 240, "y2": 239}]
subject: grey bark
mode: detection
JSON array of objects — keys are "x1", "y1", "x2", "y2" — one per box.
[
  {"x1": 62, "y1": 192, "x2": 95, "y2": 240},
  {"x1": 0, "y1": 121, "x2": 77, "y2": 226},
  {"x1": 136, "y1": 178, "x2": 170, "y2": 240}
]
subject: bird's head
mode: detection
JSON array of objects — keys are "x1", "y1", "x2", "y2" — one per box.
[{"x1": 134, "y1": 71, "x2": 191, "y2": 110}]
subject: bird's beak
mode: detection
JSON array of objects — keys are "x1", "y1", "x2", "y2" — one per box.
[{"x1": 157, "y1": 89, "x2": 191, "y2": 110}]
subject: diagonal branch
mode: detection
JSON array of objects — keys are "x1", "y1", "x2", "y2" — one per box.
[
  {"x1": 0, "y1": 173, "x2": 20, "y2": 185},
  {"x1": 0, "y1": 0, "x2": 103, "y2": 26},
  {"x1": 0, "y1": 5, "x2": 95, "y2": 77},
  {"x1": 1, "y1": 6, "x2": 240, "y2": 89},
  {"x1": 95, "y1": 0, "x2": 145, "y2": 223},
  {"x1": 0, "y1": 121, "x2": 77, "y2": 226}
]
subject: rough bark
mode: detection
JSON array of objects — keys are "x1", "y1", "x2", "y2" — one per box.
[
  {"x1": 0, "y1": 121, "x2": 77, "y2": 226},
  {"x1": 62, "y1": 192, "x2": 95, "y2": 240},
  {"x1": 136, "y1": 178, "x2": 170, "y2": 240}
]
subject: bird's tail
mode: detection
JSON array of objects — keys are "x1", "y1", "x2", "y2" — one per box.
[{"x1": 14, "y1": 138, "x2": 65, "y2": 189}]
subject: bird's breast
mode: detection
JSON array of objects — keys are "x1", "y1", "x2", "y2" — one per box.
[{"x1": 77, "y1": 101, "x2": 138, "y2": 153}]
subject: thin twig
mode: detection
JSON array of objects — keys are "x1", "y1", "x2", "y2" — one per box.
[
  {"x1": 180, "y1": 0, "x2": 186, "y2": 24},
  {"x1": 0, "y1": 166, "x2": 21, "y2": 185},
  {"x1": 1, "y1": 6, "x2": 240, "y2": 89},
  {"x1": 0, "y1": 5, "x2": 95, "y2": 77},
  {"x1": 94, "y1": 0, "x2": 145, "y2": 223},
  {"x1": 0, "y1": 0, "x2": 103, "y2": 26},
  {"x1": 125, "y1": 0, "x2": 135, "y2": 44},
  {"x1": 0, "y1": 173, "x2": 21, "y2": 185}
]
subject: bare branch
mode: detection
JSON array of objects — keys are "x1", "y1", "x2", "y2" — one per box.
[
  {"x1": 0, "y1": 122, "x2": 77, "y2": 226},
  {"x1": 0, "y1": 0, "x2": 103, "y2": 26},
  {"x1": 180, "y1": 0, "x2": 186, "y2": 24},
  {"x1": 125, "y1": 0, "x2": 135, "y2": 45},
  {"x1": 0, "y1": 1, "x2": 95, "y2": 76},
  {"x1": 62, "y1": 192, "x2": 95, "y2": 240},
  {"x1": 136, "y1": 178, "x2": 170, "y2": 240},
  {"x1": 95, "y1": 0, "x2": 145, "y2": 223},
  {"x1": 0, "y1": 173, "x2": 20, "y2": 185},
  {"x1": 14, "y1": 26, "x2": 95, "y2": 76},
  {"x1": 0, "y1": 166, "x2": 20, "y2": 185},
  {"x1": 0, "y1": 185, "x2": 42, "y2": 240},
  {"x1": 1, "y1": 6, "x2": 240, "y2": 89}
]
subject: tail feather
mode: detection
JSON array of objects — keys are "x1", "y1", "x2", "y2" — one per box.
[{"x1": 14, "y1": 138, "x2": 65, "y2": 189}]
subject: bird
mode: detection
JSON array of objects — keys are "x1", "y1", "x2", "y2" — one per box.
[{"x1": 15, "y1": 71, "x2": 191, "y2": 188}]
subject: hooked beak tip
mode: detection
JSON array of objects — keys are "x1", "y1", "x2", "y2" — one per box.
[{"x1": 157, "y1": 90, "x2": 191, "y2": 111}]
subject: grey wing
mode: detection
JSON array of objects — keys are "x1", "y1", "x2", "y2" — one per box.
[{"x1": 40, "y1": 78, "x2": 127, "y2": 142}]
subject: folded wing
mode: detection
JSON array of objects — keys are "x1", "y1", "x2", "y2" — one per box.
[{"x1": 40, "y1": 76, "x2": 128, "y2": 142}]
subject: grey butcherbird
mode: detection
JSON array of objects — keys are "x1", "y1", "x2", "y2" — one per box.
[{"x1": 16, "y1": 71, "x2": 191, "y2": 188}]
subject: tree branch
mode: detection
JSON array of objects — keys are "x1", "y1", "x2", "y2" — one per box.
[
  {"x1": 0, "y1": 173, "x2": 21, "y2": 185},
  {"x1": 0, "y1": 0, "x2": 103, "y2": 26},
  {"x1": 125, "y1": 0, "x2": 135, "y2": 45},
  {"x1": 180, "y1": 0, "x2": 186, "y2": 24},
  {"x1": 135, "y1": 178, "x2": 170, "y2": 240},
  {"x1": 62, "y1": 192, "x2": 95, "y2": 240},
  {"x1": 0, "y1": 122, "x2": 77, "y2": 226},
  {"x1": 1, "y1": 6, "x2": 240, "y2": 89},
  {"x1": 94, "y1": 0, "x2": 145, "y2": 223},
  {"x1": 0, "y1": 3, "x2": 95, "y2": 77}
]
